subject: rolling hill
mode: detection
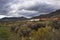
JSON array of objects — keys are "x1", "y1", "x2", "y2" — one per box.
[
  {"x1": 0, "y1": 17, "x2": 28, "y2": 21},
  {"x1": 32, "y1": 10, "x2": 60, "y2": 19}
]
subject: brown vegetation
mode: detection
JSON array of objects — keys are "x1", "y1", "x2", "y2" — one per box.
[{"x1": 0, "y1": 20, "x2": 60, "y2": 40}]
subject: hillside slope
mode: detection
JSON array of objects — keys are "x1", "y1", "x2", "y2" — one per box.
[{"x1": 32, "y1": 10, "x2": 60, "y2": 19}]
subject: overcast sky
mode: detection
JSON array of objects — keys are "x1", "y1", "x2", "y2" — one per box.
[{"x1": 0, "y1": 0, "x2": 60, "y2": 18}]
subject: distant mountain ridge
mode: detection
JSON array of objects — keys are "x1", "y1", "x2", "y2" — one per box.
[
  {"x1": 32, "y1": 10, "x2": 60, "y2": 19},
  {"x1": 0, "y1": 9, "x2": 60, "y2": 21},
  {"x1": 0, "y1": 17, "x2": 28, "y2": 21}
]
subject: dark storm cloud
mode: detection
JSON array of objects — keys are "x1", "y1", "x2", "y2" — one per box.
[
  {"x1": 0, "y1": 0, "x2": 10, "y2": 15},
  {"x1": 25, "y1": 3, "x2": 55, "y2": 13}
]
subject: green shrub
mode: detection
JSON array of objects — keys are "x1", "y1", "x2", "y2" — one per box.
[{"x1": 0, "y1": 27, "x2": 11, "y2": 40}]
